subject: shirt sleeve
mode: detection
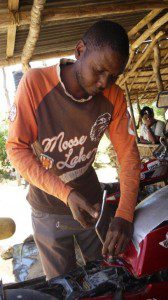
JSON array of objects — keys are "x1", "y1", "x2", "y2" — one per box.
[
  {"x1": 6, "y1": 71, "x2": 73, "y2": 204},
  {"x1": 108, "y1": 86, "x2": 141, "y2": 222},
  {"x1": 155, "y1": 121, "x2": 165, "y2": 137}
]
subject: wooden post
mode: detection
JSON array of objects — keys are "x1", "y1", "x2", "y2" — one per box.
[
  {"x1": 148, "y1": 22, "x2": 164, "y2": 92},
  {"x1": 124, "y1": 82, "x2": 139, "y2": 143},
  {"x1": 21, "y1": 0, "x2": 46, "y2": 72},
  {"x1": 2, "y1": 67, "x2": 11, "y2": 111},
  {"x1": 6, "y1": 0, "x2": 19, "y2": 58},
  {"x1": 136, "y1": 94, "x2": 142, "y2": 130}
]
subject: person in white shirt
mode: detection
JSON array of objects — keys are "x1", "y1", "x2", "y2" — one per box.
[{"x1": 140, "y1": 106, "x2": 165, "y2": 144}]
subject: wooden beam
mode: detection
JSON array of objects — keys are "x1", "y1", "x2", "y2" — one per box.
[
  {"x1": 0, "y1": 2, "x2": 168, "y2": 29},
  {"x1": 128, "y1": 9, "x2": 162, "y2": 38},
  {"x1": 8, "y1": 0, "x2": 19, "y2": 11},
  {"x1": 130, "y1": 89, "x2": 158, "y2": 95},
  {"x1": 124, "y1": 82, "x2": 139, "y2": 143},
  {"x1": 138, "y1": 52, "x2": 168, "y2": 101},
  {"x1": 118, "y1": 10, "x2": 165, "y2": 85},
  {"x1": 2, "y1": 68, "x2": 11, "y2": 110},
  {"x1": 21, "y1": 0, "x2": 46, "y2": 72},
  {"x1": 119, "y1": 30, "x2": 164, "y2": 87},
  {"x1": 0, "y1": 49, "x2": 74, "y2": 67},
  {"x1": 131, "y1": 12, "x2": 168, "y2": 50},
  {"x1": 148, "y1": 22, "x2": 164, "y2": 92},
  {"x1": 6, "y1": 0, "x2": 19, "y2": 58},
  {"x1": 129, "y1": 71, "x2": 140, "y2": 92}
]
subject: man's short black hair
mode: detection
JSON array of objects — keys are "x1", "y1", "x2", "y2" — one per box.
[
  {"x1": 140, "y1": 106, "x2": 154, "y2": 117},
  {"x1": 82, "y1": 20, "x2": 129, "y2": 59}
]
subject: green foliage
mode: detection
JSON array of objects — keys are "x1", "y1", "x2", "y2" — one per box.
[
  {"x1": 0, "y1": 169, "x2": 11, "y2": 182},
  {"x1": 151, "y1": 102, "x2": 165, "y2": 122},
  {"x1": 0, "y1": 119, "x2": 12, "y2": 180},
  {"x1": 0, "y1": 128, "x2": 9, "y2": 167}
]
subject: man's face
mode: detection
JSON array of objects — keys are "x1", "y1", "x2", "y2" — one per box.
[
  {"x1": 142, "y1": 114, "x2": 154, "y2": 126},
  {"x1": 74, "y1": 44, "x2": 127, "y2": 96}
]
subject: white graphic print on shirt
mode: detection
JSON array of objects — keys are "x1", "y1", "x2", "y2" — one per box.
[
  {"x1": 41, "y1": 113, "x2": 110, "y2": 182},
  {"x1": 90, "y1": 113, "x2": 111, "y2": 141}
]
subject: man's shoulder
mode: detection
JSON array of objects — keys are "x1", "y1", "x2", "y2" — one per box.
[
  {"x1": 103, "y1": 83, "x2": 125, "y2": 104},
  {"x1": 156, "y1": 119, "x2": 165, "y2": 126},
  {"x1": 23, "y1": 65, "x2": 59, "y2": 87},
  {"x1": 155, "y1": 120, "x2": 165, "y2": 133},
  {"x1": 104, "y1": 83, "x2": 123, "y2": 94}
]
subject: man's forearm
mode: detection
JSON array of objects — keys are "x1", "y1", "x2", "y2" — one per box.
[{"x1": 6, "y1": 143, "x2": 72, "y2": 204}]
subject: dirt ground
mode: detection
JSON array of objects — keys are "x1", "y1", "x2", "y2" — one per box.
[{"x1": 0, "y1": 181, "x2": 33, "y2": 283}]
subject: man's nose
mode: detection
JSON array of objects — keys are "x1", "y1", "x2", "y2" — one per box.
[{"x1": 96, "y1": 74, "x2": 109, "y2": 89}]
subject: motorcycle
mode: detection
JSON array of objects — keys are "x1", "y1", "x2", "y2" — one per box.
[
  {"x1": 1, "y1": 91, "x2": 168, "y2": 300},
  {"x1": 105, "y1": 155, "x2": 168, "y2": 205}
]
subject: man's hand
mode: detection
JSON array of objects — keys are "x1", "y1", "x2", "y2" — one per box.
[
  {"x1": 67, "y1": 191, "x2": 99, "y2": 228},
  {"x1": 102, "y1": 217, "x2": 133, "y2": 257}
]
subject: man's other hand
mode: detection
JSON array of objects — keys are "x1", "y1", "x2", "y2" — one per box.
[
  {"x1": 102, "y1": 217, "x2": 133, "y2": 257},
  {"x1": 67, "y1": 191, "x2": 99, "y2": 228}
]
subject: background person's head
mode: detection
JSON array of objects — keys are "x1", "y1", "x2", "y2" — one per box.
[
  {"x1": 74, "y1": 20, "x2": 129, "y2": 96},
  {"x1": 140, "y1": 106, "x2": 155, "y2": 127}
]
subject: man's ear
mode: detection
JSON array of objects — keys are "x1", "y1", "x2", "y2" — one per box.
[{"x1": 75, "y1": 40, "x2": 86, "y2": 60}]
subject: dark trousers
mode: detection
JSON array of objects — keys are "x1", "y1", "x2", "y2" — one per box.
[{"x1": 31, "y1": 209, "x2": 102, "y2": 280}]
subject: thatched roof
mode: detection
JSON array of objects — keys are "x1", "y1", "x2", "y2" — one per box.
[{"x1": 0, "y1": 0, "x2": 168, "y2": 104}]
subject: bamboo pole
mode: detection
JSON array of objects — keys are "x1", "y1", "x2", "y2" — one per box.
[
  {"x1": 124, "y1": 82, "x2": 139, "y2": 143},
  {"x1": 128, "y1": 9, "x2": 162, "y2": 38},
  {"x1": 130, "y1": 89, "x2": 158, "y2": 95},
  {"x1": 131, "y1": 12, "x2": 168, "y2": 50},
  {"x1": 119, "y1": 31, "x2": 164, "y2": 87},
  {"x1": 21, "y1": 0, "x2": 46, "y2": 72},
  {"x1": 118, "y1": 9, "x2": 165, "y2": 84},
  {"x1": 129, "y1": 71, "x2": 140, "y2": 92},
  {"x1": 2, "y1": 67, "x2": 11, "y2": 111},
  {"x1": 138, "y1": 52, "x2": 168, "y2": 101},
  {"x1": 0, "y1": 2, "x2": 167, "y2": 30},
  {"x1": 136, "y1": 94, "x2": 142, "y2": 129},
  {"x1": 148, "y1": 22, "x2": 164, "y2": 92}
]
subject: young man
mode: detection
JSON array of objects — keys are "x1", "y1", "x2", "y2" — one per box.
[
  {"x1": 140, "y1": 106, "x2": 165, "y2": 144},
  {"x1": 6, "y1": 20, "x2": 140, "y2": 279}
]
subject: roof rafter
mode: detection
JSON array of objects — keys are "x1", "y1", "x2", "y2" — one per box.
[
  {"x1": 128, "y1": 9, "x2": 162, "y2": 38},
  {"x1": 119, "y1": 31, "x2": 164, "y2": 86},
  {"x1": 6, "y1": 0, "x2": 19, "y2": 58},
  {"x1": 0, "y1": 1, "x2": 167, "y2": 30},
  {"x1": 148, "y1": 22, "x2": 164, "y2": 92},
  {"x1": 131, "y1": 12, "x2": 168, "y2": 50}
]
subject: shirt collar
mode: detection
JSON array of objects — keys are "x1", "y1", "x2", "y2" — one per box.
[{"x1": 56, "y1": 58, "x2": 92, "y2": 103}]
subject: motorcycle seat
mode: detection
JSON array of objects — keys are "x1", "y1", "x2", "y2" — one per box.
[{"x1": 132, "y1": 185, "x2": 168, "y2": 254}]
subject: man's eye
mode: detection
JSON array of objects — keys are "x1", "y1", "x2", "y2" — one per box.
[{"x1": 94, "y1": 69, "x2": 103, "y2": 74}]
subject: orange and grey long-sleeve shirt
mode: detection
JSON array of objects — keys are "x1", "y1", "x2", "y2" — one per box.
[{"x1": 6, "y1": 60, "x2": 141, "y2": 222}]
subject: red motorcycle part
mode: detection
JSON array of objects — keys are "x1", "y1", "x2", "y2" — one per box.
[{"x1": 122, "y1": 225, "x2": 168, "y2": 277}]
